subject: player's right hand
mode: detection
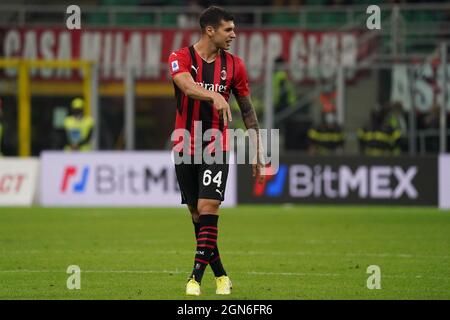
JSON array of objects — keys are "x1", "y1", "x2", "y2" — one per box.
[{"x1": 212, "y1": 93, "x2": 232, "y2": 126}]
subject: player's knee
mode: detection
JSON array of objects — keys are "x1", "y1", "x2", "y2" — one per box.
[
  {"x1": 188, "y1": 205, "x2": 200, "y2": 222},
  {"x1": 198, "y1": 199, "x2": 220, "y2": 215},
  {"x1": 188, "y1": 205, "x2": 198, "y2": 214}
]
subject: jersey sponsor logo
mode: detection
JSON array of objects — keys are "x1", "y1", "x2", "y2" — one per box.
[
  {"x1": 171, "y1": 60, "x2": 179, "y2": 72},
  {"x1": 195, "y1": 81, "x2": 227, "y2": 93}
]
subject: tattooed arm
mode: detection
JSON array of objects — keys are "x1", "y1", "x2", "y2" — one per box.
[
  {"x1": 235, "y1": 95, "x2": 259, "y2": 130},
  {"x1": 235, "y1": 95, "x2": 265, "y2": 182}
]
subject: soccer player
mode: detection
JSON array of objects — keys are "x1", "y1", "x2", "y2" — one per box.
[{"x1": 168, "y1": 6, "x2": 264, "y2": 296}]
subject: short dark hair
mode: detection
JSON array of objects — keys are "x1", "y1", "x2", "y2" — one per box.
[{"x1": 199, "y1": 6, "x2": 234, "y2": 31}]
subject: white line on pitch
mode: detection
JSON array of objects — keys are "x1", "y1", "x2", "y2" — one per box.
[
  {"x1": 2, "y1": 249, "x2": 449, "y2": 260},
  {"x1": 1, "y1": 269, "x2": 449, "y2": 280}
]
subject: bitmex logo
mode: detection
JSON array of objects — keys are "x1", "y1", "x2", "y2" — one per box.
[
  {"x1": 253, "y1": 164, "x2": 418, "y2": 199},
  {"x1": 60, "y1": 166, "x2": 90, "y2": 193},
  {"x1": 58, "y1": 164, "x2": 179, "y2": 195}
]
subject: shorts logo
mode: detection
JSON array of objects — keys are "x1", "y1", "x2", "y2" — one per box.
[
  {"x1": 171, "y1": 60, "x2": 179, "y2": 72},
  {"x1": 215, "y1": 189, "x2": 223, "y2": 197},
  {"x1": 220, "y1": 69, "x2": 227, "y2": 81}
]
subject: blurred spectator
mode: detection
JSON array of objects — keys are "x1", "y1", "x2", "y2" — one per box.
[
  {"x1": 307, "y1": 111, "x2": 345, "y2": 155},
  {"x1": 319, "y1": 84, "x2": 336, "y2": 114},
  {"x1": 63, "y1": 98, "x2": 95, "y2": 152},
  {"x1": 272, "y1": 55, "x2": 301, "y2": 149},
  {"x1": 357, "y1": 109, "x2": 401, "y2": 156},
  {"x1": 273, "y1": 56, "x2": 297, "y2": 115},
  {"x1": 383, "y1": 101, "x2": 407, "y2": 154}
]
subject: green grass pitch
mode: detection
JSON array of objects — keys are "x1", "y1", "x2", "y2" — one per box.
[{"x1": 0, "y1": 205, "x2": 449, "y2": 299}]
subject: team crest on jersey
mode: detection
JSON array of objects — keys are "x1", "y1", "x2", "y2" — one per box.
[
  {"x1": 171, "y1": 60, "x2": 179, "y2": 72},
  {"x1": 220, "y1": 69, "x2": 227, "y2": 81}
]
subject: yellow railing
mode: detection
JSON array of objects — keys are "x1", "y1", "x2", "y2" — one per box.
[{"x1": 0, "y1": 59, "x2": 94, "y2": 157}]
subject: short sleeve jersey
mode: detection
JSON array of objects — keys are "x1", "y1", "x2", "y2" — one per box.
[{"x1": 168, "y1": 45, "x2": 250, "y2": 154}]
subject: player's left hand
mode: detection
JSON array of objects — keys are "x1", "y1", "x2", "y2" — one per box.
[
  {"x1": 252, "y1": 147, "x2": 265, "y2": 184},
  {"x1": 252, "y1": 162, "x2": 265, "y2": 184}
]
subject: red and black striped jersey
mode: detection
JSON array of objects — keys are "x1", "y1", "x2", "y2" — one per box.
[{"x1": 168, "y1": 45, "x2": 250, "y2": 154}]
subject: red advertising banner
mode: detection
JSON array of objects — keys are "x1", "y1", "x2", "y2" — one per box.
[{"x1": 0, "y1": 28, "x2": 366, "y2": 82}]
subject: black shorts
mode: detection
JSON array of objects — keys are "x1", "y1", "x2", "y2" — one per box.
[{"x1": 175, "y1": 153, "x2": 229, "y2": 206}]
